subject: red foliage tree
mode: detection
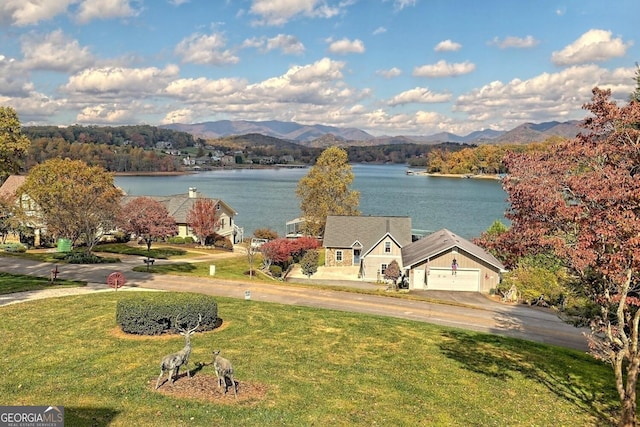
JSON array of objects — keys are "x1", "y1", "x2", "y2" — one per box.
[
  {"x1": 118, "y1": 197, "x2": 177, "y2": 251},
  {"x1": 497, "y1": 88, "x2": 640, "y2": 426},
  {"x1": 186, "y1": 199, "x2": 219, "y2": 245},
  {"x1": 260, "y1": 237, "x2": 321, "y2": 268}
]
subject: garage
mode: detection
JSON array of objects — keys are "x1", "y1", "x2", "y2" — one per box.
[{"x1": 425, "y1": 268, "x2": 480, "y2": 292}]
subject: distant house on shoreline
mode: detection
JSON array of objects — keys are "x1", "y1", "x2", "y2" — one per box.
[{"x1": 121, "y1": 187, "x2": 243, "y2": 244}]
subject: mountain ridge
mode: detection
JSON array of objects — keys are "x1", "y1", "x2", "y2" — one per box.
[{"x1": 161, "y1": 119, "x2": 582, "y2": 146}]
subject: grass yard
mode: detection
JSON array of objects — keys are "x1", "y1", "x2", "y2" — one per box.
[
  {"x1": 0, "y1": 292, "x2": 618, "y2": 426},
  {"x1": 0, "y1": 271, "x2": 86, "y2": 294}
]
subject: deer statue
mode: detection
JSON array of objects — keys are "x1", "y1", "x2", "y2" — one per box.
[
  {"x1": 213, "y1": 350, "x2": 237, "y2": 398},
  {"x1": 155, "y1": 314, "x2": 202, "y2": 389}
]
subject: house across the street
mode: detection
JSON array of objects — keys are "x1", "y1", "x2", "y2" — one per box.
[
  {"x1": 401, "y1": 228, "x2": 506, "y2": 292},
  {"x1": 121, "y1": 187, "x2": 243, "y2": 244},
  {"x1": 323, "y1": 215, "x2": 412, "y2": 282}
]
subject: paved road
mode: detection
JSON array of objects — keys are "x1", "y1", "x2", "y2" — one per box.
[{"x1": 0, "y1": 255, "x2": 590, "y2": 351}]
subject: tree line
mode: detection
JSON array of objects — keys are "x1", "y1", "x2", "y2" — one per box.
[{"x1": 22, "y1": 124, "x2": 196, "y2": 149}]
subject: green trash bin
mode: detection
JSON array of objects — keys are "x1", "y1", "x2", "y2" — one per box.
[{"x1": 57, "y1": 238, "x2": 72, "y2": 252}]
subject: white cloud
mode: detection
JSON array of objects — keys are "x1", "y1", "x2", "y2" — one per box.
[
  {"x1": 434, "y1": 40, "x2": 461, "y2": 52},
  {"x1": 175, "y1": 32, "x2": 239, "y2": 65},
  {"x1": 76, "y1": 103, "x2": 133, "y2": 124},
  {"x1": 1, "y1": 0, "x2": 76, "y2": 26},
  {"x1": 63, "y1": 65, "x2": 180, "y2": 97},
  {"x1": 455, "y1": 64, "x2": 635, "y2": 127},
  {"x1": 326, "y1": 38, "x2": 365, "y2": 55},
  {"x1": 0, "y1": 55, "x2": 33, "y2": 97},
  {"x1": 164, "y1": 77, "x2": 247, "y2": 100},
  {"x1": 249, "y1": 0, "x2": 340, "y2": 26},
  {"x1": 75, "y1": 0, "x2": 139, "y2": 24},
  {"x1": 387, "y1": 87, "x2": 451, "y2": 106},
  {"x1": 243, "y1": 34, "x2": 305, "y2": 55},
  {"x1": 0, "y1": 90, "x2": 66, "y2": 123},
  {"x1": 377, "y1": 67, "x2": 402, "y2": 79},
  {"x1": 552, "y1": 29, "x2": 632, "y2": 66},
  {"x1": 413, "y1": 60, "x2": 475, "y2": 78},
  {"x1": 161, "y1": 108, "x2": 194, "y2": 124},
  {"x1": 373, "y1": 27, "x2": 387, "y2": 36},
  {"x1": 390, "y1": 0, "x2": 417, "y2": 11},
  {"x1": 169, "y1": 0, "x2": 190, "y2": 5},
  {"x1": 267, "y1": 34, "x2": 305, "y2": 54},
  {"x1": 21, "y1": 30, "x2": 94, "y2": 72},
  {"x1": 489, "y1": 35, "x2": 539, "y2": 49}
]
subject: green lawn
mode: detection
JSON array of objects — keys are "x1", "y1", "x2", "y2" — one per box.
[
  {"x1": 0, "y1": 271, "x2": 86, "y2": 294},
  {"x1": 0, "y1": 292, "x2": 618, "y2": 426}
]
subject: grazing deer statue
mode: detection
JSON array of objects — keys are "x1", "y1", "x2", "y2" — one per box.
[
  {"x1": 213, "y1": 350, "x2": 237, "y2": 398},
  {"x1": 155, "y1": 314, "x2": 201, "y2": 389}
]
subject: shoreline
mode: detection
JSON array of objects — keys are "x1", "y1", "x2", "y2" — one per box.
[{"x1": 409, "y1": 171, "x2": 503, "y2": 180}]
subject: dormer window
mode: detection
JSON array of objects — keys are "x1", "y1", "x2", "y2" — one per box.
[{"x1": 384, "y1": 241, "x2": 391, "y2": 253}]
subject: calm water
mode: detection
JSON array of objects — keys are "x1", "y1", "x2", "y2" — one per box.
[{"x1": 115, "y1": 164, "x2": 509, "y2": 239}]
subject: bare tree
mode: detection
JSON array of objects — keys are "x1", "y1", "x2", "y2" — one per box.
[{"x1": 155, "y1": 314, "x2": 201, "y2": 389}]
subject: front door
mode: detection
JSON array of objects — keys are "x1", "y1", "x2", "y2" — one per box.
[
  {"x1": 413, "y1": 269, "x2": 425, "y2": 289},
  {"x1": 354, "y1": 249, "x2": 361, "y2": 265}
]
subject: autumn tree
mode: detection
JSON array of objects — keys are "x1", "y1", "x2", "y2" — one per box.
[
  {"x1": 296, "y1": 146, "x2": 360, "y2": 236},
  {"x1": 496, "y1": 88, "x2": 640, "y2": 426},
  {"x1": 19, "y1": 158, "x2": 122, "y2": 253},
  {"x1": 186, "y1": 198, "x2": 219, "y2": 245},
  {"x1": 118, "y1": 197, "x2": 177, "y2": 251},
  {"x1": 300, "y1": 249, "x2": 319, "y2": 278},
  {"x1": 384, "y1": 260, "x2": 401, "y2": 287},
  {"x1": 253, "y1": 228, "x2": 278, "y2": 240},
  {"x1": 630, "y1": 62, "x2": 640, "y2": 103},
  {"x1": 0, "y1": 106, "x2": 31, "y2": 182},
  {"x1": 0, "y1": 194, "x2": 18, "y2": 244}
]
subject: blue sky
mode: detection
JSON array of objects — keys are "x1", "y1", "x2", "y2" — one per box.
[{"x1": 0, "y1": 0, "x2": 637, "y2": 136}]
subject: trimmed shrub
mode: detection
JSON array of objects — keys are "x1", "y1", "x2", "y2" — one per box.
[
  {"x1": 269, "y1": 264, "x2": 283, "y2": 278},
  {"x1": 214, "y1": 236, "x2": 233, "y2": 251},
  {"x1": 116, "y1": 293, "x2": 218, "y2": 335},
  {"x1": 2, "y1": 243, "x2": 27, "y2": 253},
  {"x1": 168, "y1": 236, "x2": 185, "y2": 244},
  {"x1": 184, "y1": 236, "x2": 195, "y2": 244},
  {"x1": 63, "y1": 251, "x2": 119, "y2": 264}
]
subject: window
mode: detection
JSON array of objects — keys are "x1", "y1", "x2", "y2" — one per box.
[
  {"x1": 336, "y1": 250, "x2": 343, "y2": 262},
  {"x1": 220, "y1": 219, "x2": 225, "y2": 228},
  {"x1": 381, "y1": 263, "x2": 388, "y2": 274},
  {"x1": 384, "y1": 241, "x2": 391, "y2": 253}
]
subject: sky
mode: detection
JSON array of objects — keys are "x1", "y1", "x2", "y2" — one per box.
[{"x1": 0, "y1": 0, "x2": 638, "y2": 137}]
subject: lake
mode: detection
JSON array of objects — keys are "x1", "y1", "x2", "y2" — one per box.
[{"x1": 115, "y1": 164, "x2": 509, "y2": 239}]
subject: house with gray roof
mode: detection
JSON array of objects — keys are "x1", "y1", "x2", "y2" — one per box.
[
  {"x1": 323, "y1": 215, "x2": 412, "y2": 281},
  {"x1": 121, "y1": 187, "x2": 242, "y2": 244},
  {"x1": 401, "y1": 228, "x2": 506, "y2": 292}
]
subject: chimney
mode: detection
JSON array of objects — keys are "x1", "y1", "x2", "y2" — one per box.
[{"x1": 189, "y1": 187, "x2": 197, "y2": 198}]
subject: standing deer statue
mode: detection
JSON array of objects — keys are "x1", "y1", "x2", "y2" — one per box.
[
  {"x1": 155, "y1": 314, "x2": 201, "y2": 389},
  {"x1": 213, "y1": 350, "x2": 237, "y2": 398}
]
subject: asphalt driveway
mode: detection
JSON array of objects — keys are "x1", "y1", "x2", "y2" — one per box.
[{"x1": 0, "y1": 255, "x2": 590, "y2": 351}]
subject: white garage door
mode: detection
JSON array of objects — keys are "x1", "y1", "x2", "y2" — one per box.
[{"x1": 426, "y1": 268, "x2": 480, "y2": 292}]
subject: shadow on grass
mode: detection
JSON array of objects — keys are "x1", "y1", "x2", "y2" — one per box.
[
  {"x1": 65, "y1": 406, "x2": 120, "y2": 427},
  {"x1": 438, "y1": 329, "x2": 617, "y2": 425}
]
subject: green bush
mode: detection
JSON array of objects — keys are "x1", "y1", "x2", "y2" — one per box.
[
  {"x1": 184, "y1": 236, "x2": 195, "y2": 244},
  {"x1": 214, "y1": 236, "x2": 233, "y2": 251},
  {"x1": 2, "y1": 243, "x2": 27, "y2": 253},
  {"x1": 269, "y1": 264, "x2": 283, "y2": 278},
  {"x1": 116, "y1": 293, "x2": 218, "y2": 335},
  {"x1": 62, "y1": 251, "x2": 119, "y2": 264},
  {"x1": 168, "y1": 236, "x2": 185, "y2": 244}
]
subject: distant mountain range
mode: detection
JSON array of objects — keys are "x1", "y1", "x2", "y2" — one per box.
[{"x1": 161, "y1": 119, "x2": 582, "y2": 146}]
